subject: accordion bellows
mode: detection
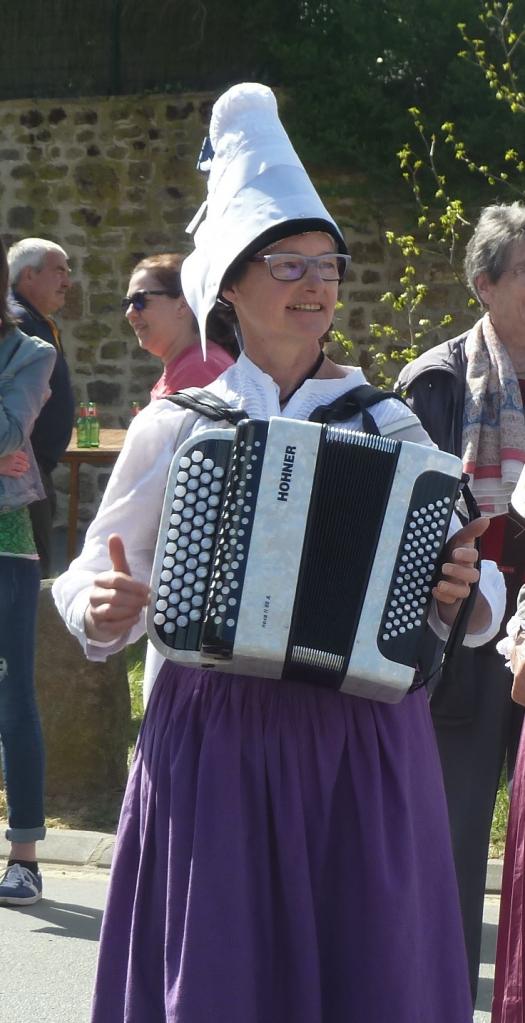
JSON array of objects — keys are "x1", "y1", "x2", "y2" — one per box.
[{"x1": 147, "y1": 418, "x2": 463, "y2": 703}]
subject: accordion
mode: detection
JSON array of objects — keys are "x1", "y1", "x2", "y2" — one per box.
[{"x1": 147, "y1": 417, "x2": 464, "y2": 703}]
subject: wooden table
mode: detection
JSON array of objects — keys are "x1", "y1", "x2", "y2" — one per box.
[{"x1": 60, "y1": 428, "x2": 127, "y2": 563}]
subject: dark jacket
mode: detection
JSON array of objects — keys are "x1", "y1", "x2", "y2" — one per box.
[
  {"x1": 395, "y1": 331, "x2": 469, "y2": 458},
  {"x1": 12, "y1": 291, "x2": 75, "y2": 474}
]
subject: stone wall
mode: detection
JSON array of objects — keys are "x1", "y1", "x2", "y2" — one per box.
[{"x1": 0, "y1": 91, "x2": 475, "y2": 530}]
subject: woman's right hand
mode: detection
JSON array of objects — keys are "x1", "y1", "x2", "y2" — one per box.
[
  {"x1": 0, "y1": 451, "x2": 30, "y2": 477},
  {"x1": 84, "y1": 533, "x2": 151, "y2": 643}
]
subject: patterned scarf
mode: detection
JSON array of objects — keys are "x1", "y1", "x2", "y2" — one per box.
[{"x1": 462, "y1": 312, "x2": 525, "y2": 516}]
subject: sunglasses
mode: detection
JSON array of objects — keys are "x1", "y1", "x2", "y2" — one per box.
[
  {"x1": 121, "y1": 290, "x2": 179, "y2": 313},
  {"x1": 249, "y1": 252, "x2": 351, "y2": 282}
]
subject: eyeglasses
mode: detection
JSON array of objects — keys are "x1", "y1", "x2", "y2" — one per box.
[
  {"x1": 121, "y1": 290, "x2": 179, "y2": 313},
  {"x1": 501, "y1": 263, "x2": 525, "y2": 281},
  {"x1": 249, "y1": 252, "x2": 351, "y2": 282}
]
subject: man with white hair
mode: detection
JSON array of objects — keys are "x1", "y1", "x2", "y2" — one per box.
[{"x1": 8, "y1": 238, "x2": 75, "y2": 576}]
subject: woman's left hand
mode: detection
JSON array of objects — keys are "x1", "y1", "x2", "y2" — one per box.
[{"x1": 432, "y1": 517, "x2": 490, "y2": 628}]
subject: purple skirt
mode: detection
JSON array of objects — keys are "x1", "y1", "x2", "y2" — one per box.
[{"x1": 91, "y1": 663, "x2": 472, "y2": 1023}]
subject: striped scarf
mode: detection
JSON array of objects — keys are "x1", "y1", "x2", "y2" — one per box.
[{"x1": 462, "y1": 313, "x2": 525, "y2": 516}]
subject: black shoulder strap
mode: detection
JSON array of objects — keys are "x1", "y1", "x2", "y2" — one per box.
[
  {"x1": 308, "y1": 384, "x2": 410, "y2": 434},
  {"x1": 167, "y1": 383, "x2": 410, "y2": 434},
  {"x1": 165, "y1": 387, "x2": 249, "y2": 426}
]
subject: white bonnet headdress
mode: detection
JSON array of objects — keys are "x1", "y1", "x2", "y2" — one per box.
[{"x1": 181, "y1": 82, "x2": 347, "y2": 355}]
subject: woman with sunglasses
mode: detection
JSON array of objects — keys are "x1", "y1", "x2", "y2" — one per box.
[
  {"x1": 122, "y1": 252, "x2": 234, "y2": 401},
  {"x1": 0, "y1": 235, "x2": 56, "y2": 907},
  {"x1": 53, "y1": 85, "x2": 505, "y2": 1023}
]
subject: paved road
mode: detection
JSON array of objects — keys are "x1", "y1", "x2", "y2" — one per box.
[
  {"x1": 475, "y1": 893, "x2": 499, "y2": 1022},
  {"x1": 0, "y1": 866, "x2": 501, "y2": 1021},
  {"x1": 0, "y1": 866, "x2": 107, "y2": 1023}
]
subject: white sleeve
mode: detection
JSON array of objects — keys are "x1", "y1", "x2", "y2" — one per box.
[{"x1": 52, "y1": 400, "x2": 190, "y2": 660}]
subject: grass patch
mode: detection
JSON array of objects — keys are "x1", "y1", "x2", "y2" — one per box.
[
  {"x1": 490, "y1": 775, "x2": 510, "y2": 860},
  {"x1": 126, "y1": 636, "x2": 147, "y2": 768}
]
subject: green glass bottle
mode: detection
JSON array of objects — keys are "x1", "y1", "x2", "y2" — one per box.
[
  {"x1": 76, "y1": 403, "x2": 90, "y2": 448},
  {"x1": 87, "y1": 402, "x2": 100, "y2": 448},
  {"x1": 128, "y1": 401, "x2": 141, "y2": 427}
]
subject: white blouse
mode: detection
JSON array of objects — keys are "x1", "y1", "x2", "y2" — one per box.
[{"x1": 53, "y1": 353, "x2": 506, "y2": 704}]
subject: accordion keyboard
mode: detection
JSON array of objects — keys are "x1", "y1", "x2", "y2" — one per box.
[{"x1": 151, "y1": 434, "x2": 232, "y2": 651}]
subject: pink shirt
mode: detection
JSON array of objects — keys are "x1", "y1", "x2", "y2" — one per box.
[{"x1": 150, "y1": 340, "x2": 234, "y2": 400}]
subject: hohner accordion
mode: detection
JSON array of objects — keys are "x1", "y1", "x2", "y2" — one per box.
[{"x1": 147, "y1": 417, "x2": 464, "y2": 703}]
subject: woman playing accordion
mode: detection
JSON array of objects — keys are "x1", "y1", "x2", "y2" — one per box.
[{"x1": 53, "y1": 84, "x2": 505, "y2": 1023}]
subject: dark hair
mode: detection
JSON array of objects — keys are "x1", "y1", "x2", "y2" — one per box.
[
  {"x1": 131, "y1": 252, "x2": 184, "y2": 296},
  {"x1": 0, "y1": 237, "x2": 15, "y2": 338}
]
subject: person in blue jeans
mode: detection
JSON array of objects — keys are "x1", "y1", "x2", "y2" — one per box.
[{"x1": 0, "y1": 235, "x2": 56, "y2": 905}]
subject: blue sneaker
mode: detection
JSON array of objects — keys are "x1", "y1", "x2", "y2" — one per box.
[{"x1": 0, "y1": 863, "x2": 42, "y2": 905}]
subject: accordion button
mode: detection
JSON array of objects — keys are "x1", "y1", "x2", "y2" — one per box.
[
  {"x1": 179, "y1": 456, "x2": 191, "y2": 469},
  {"x1": 187, "y1": 558, "x2": 199, "y2": 570},
  {"x1": 160, "y1": 570, "x2": 172, "y2": 582},
  {"x1": 212, "y1": 467, "x2": 224, "y2": 478},
  {"x1": 191, "y1": 451, "x2": 204, "y2": 463},
  {"x1": 153, "y1": 613, "x2": 166, "y2": 625},
  {"x1": 176, "y1": 471, "x2": 189, "y2": 484},
  {"x1": 156, "y1": 599, "x2": 168, "y2": 611},
  {"x1": 176, "y1": 615, "x2": 189, "y2": 627},
  {"x1": 190, "y1": 610, "x2": 201, "y2": 621},
  {"x1": 164, "y1": 623, "x2": 176, "y2": 634},
  {"x1": 203, "y1": 458, "x2": 214, "y2": 471}
]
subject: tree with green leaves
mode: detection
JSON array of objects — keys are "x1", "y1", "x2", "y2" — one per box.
[{"x1": 348, "y1": 0, "x2": 525, "y2": 385}]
